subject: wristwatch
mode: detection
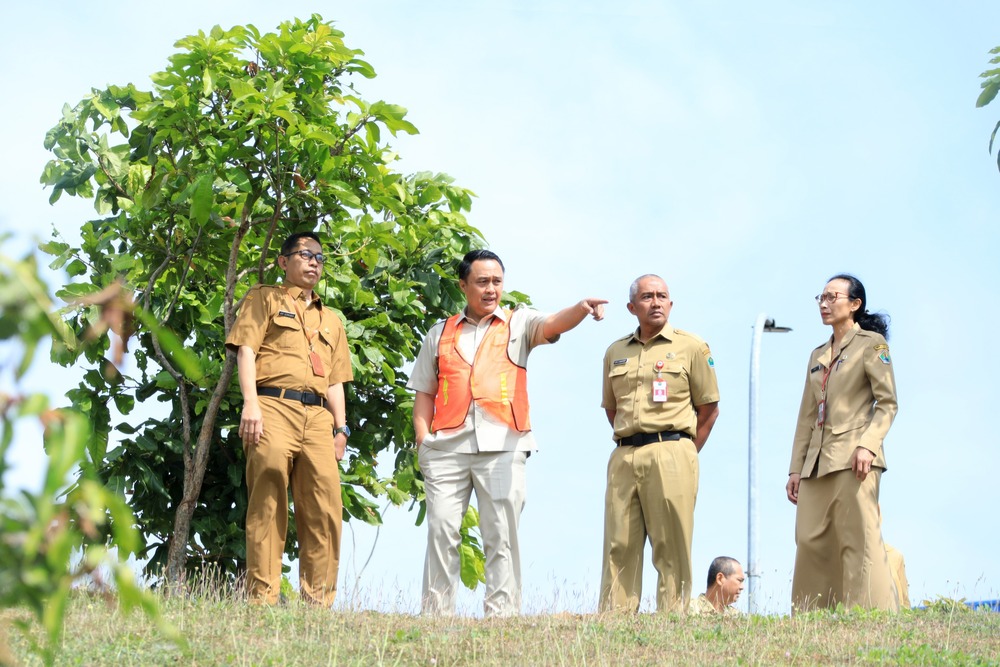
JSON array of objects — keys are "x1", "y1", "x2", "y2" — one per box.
[{"x1": 333, "y1": 425, "x2": 351, "y2": 438}]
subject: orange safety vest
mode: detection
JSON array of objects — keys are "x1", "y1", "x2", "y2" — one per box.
[{"x1": 431, "y1": 311, "x2": 531, "y2": 433}]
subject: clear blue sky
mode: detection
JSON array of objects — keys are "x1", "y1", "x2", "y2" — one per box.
[{"x1": 2, "y1": 1, "x2": 999, "y2": 615}]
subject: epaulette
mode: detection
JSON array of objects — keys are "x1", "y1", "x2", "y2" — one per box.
[{"x1": 672, "y1": 327, "x2": 708, "y2": 345}]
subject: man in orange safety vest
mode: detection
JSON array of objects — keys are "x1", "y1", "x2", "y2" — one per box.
[{"x1": 408, "y1": 249, "x2": 607, "y2": 617}]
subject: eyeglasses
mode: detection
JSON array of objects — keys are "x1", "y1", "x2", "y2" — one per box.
[
  {"x1": 814, "y1": 292, "x2": 849, "y2": 305},
  {"x1": 284, "y1": 249, "x2": 326, "y2": 265}
]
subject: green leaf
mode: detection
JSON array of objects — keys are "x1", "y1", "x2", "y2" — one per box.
[
  {"x1": 203, "y1": 68, "x2": 216, "y2": 97},
  {"x1": 227, "y1": 463, "x2": 242, "y2": 488},
  {"x1": 52, "y1": 163, "x2": 97, "y2": 192},
  {"x1": 189, "y1": 175, "x2": 213, "y2": 226},
  {"x1": 305, "y1": 130, "x2": 340, "y2": 147},
  {"x1": 976, "y1": 79, "x2": 1000, "y2": 108},
  {"x1": 228, "y1": 78, "x2": 258, "y2": 101},
  {"x1": 461, "y1": 505, "x2": 479, "y2": 531},
  {"x1": 459, "y1": 543, "x2": 486, "y2": 588},
  {"x1": 989, "y1": 120, "x2": 1000, "y2": 155}
]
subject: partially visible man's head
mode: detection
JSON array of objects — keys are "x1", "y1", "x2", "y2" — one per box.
[
  {"x1": 280, "y1": 231, "x2": 322, "y2": 257},
  {"x1": 706, "y1": 556, "x2": 745, "y2": 608},
  {"x1": 458, "y1": 249, "x2": 504, "y2": 281}
]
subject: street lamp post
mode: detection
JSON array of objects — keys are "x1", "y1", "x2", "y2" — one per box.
[{"x1": 748, "y1": 313, "x2": 791, "y2": 614}]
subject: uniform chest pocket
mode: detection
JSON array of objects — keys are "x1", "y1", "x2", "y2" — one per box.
[
  {"x1": 608, "y1": 363, "x2": 631, "y2": 394},
  {"x1": 314, "y1": 327, "x2": 340, "y2": 372},
  {"x1": 266, "y1": 315, "x2": 302, "y2": 350},
  {"x1": 662, "y1": 362, "x2": 688, "y2": 396}
]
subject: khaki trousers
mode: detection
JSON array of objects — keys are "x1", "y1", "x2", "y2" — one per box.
[
  {"x1": 245, "y1": 396, "x2": 341, "y2": 606},
  {"x1": 599, "y1": 438, "x2": 699, "y2": 613},
  {"x1": 885, "y1": 543, "x2": 910, "y2": 608},
  {"x1": 418, "y1": 446, "x2": 527, "y2": 617},
  {"x1": 792, "y1": 469, "x2": 898, "y2": 612}
]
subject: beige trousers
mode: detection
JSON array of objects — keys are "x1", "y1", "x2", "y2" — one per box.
[
  {"x1": 599, "y1": 439, "x2": 699, "y2": 613},
  {"x1": 418, "y1": 446, "x2": 527, "y2": 617},
  {"x1": 792, "y1": 468, "x2": 898, "y2": 612},
  {"x1": 245, "y1": 396, "x2": 341, "y2": 606}
]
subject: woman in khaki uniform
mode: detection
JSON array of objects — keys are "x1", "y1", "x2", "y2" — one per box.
[{"x1": 785, "y1": 274, "x2": 899, "y2": 612}]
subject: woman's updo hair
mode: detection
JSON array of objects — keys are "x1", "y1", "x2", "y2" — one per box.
[{"x1": 829, "y1": 273, "x2": 890, "y2": 339}]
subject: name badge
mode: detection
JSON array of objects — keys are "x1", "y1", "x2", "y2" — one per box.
[
  {"x1": 310, "y1": 350, "x2": 325, "y2": 377},
  {"x1": 278, "y1": 310, "x2": 296, "y2": 319},
  {"x1": 652, "y1": 378, "x2": 668, "y2": 402}
]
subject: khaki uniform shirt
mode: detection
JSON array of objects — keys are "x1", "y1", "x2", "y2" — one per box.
[
  {"x1": 602, "y1": 325, "x2": 720, "y2": 439},
  {"x1": 225, "y1": 284, "x2": 353, "y2": 393},
  {"x1": 689, "y1": 593, "x2": 740, "y2": 616},
  {"x1": 789, "y1": 323, "x2": 896, "y2": 478},
  {"x1": 407, "y1": 304, "x2": 553, "y2": 453}
]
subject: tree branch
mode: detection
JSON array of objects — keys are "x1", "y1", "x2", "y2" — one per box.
[
  {"x1": 331, "y1": 116, "x2": 371, "y2": 157},
  {"x1": 159, "y1": 226, "x2": 204, "y2": 326},
  {"x1": 257, "y1": 120, "x2": 283, "y2": 282},
  {"x1": 96, "y1": 155, "x2": 131, "y2": 200},
  {"x1": 150, "y1": 333, "x2": 191, "y2": 460},
  {"x1": 141, "y1": 220, "x2": 178, "y2": 312}
]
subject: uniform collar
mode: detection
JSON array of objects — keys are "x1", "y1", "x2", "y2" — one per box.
[
  {"x1": 818, "y1": 321, "x2": 860, "y2": 367},
  {"x1": 630, "y1": 323, "x2": 674, "y2": 344},
  {"x1": 459, "y1": 305, "x2": 508, "y2": 325},
  {"x1": 283, "y1": 284, "x2": 323, "y2": 309}
]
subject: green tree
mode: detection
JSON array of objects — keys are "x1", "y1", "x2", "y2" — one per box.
[
  {"x1": 0, "y1": 246, "x2": 177, "y2": 665},
  {"x1": 976, "y1": 44, "x2": 1000, "y2": 170},
  {"x1": 40, "y1": 16, "x2": 505, "y2": 587}
]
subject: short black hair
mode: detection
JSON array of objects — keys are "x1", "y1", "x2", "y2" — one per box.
[
  {"x1": 280, "y1": 231, "x2": 321, "y2": 257},
  {"x1": 707, "y1": 556, "x2": 740, "y2": 589},
  {"x1": 458, "y1": 249, "x2": 504, "y2": 281}
]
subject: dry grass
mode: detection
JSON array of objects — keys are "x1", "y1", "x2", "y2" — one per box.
[{"x1": 3, "y1": 590, "x2": 999, "y2": 666}]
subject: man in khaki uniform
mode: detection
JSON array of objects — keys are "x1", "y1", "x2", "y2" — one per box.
[
  {"x1": 600, "y1": 274, "x2": 720, "y2": 613},
  {"x1": 227, "y1": 231, "x2": 353, "y2": 606},
  {"x1": 689, "y1": 556, "x2": 745, "y2": 615}
]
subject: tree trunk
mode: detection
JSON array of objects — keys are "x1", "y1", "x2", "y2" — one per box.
[{"x1": 163, "y1": 351, "x2": 238, "y2": 587}]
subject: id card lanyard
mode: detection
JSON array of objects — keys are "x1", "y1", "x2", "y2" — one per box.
[
  {"x1": 816, "y1": 350, "x2": 843, "y2": 427},
  {"x1": 652, "y1": 359, "x2": 667, "y2": 402},
  {"x1": 285, "y1": 290, "x2": 325, "y2": 377}
]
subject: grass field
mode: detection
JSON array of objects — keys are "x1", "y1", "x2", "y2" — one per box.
[{"x1": 3, "y1": 591, "x2": 999, "y2": 666}]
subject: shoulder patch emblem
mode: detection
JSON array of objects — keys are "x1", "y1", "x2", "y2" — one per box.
[
  {"x1": 707, "y1": 356, "x2": 715, "y2": 368},
  {"x1": 879, "y1": 350, "x2": 891, "y2": 365}
]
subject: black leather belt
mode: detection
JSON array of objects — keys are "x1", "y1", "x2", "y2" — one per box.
[
  {"x1": 257, "y1": 386, "x2": 327, "y2": 408},
  {"x1": 617, "y1": 430, "x2": 691, "y2": 447}
]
